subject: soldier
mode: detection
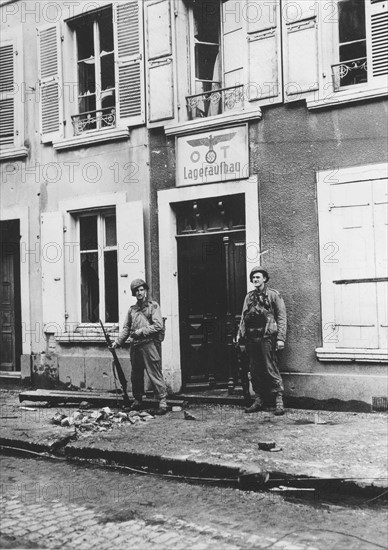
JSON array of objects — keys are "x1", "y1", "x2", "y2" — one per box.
[
  {"x1": 112, "y1": 279, "x2": 168, "y2": 415},
  {"x1": 236, "y1": 266, "x2": 287, "y2": 415}
]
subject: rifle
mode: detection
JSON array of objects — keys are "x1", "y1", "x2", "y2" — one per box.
[
  {"x1": 234, "y1": 341, "x2": 251, "y2": 405},
  {"x1": 99, "y1": 320, "x2": 131, "y2": 407}
]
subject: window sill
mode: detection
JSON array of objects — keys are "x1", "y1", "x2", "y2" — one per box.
[
  {"x1": 0, "y1": 147, "x2": 29, "y2": 161},
  {"x1": 53, "y1": 127, "x2": 130, "y2": 151},
  {"x1": 56, "y1": 332, "x2": 120, "y2": 344},
  {"x1": 165, "y1": 109, "x2": 262, "y2": 137},
  {"x1": 307, "y1": 86, "x2": 388, "y2": 110},
  {"x1": 316, "y1": 347, "x2": 388, "y2": 363}
]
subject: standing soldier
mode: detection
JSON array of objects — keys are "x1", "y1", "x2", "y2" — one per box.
[
  {"x1": 236, "y1": 266, "x2": 287, "y2": 415},
  {"x1": 112, "y1": 279, "x2": 168, "y2": 415}
]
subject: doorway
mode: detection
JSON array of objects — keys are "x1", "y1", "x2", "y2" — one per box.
[
  {"x1": 0, "y1": 220, "x2": 22, "y2": 371},
  {"x1": 176, "y1": 195, "x2": 247, "y2": 389}
]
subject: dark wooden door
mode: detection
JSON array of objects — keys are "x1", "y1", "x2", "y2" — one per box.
[
  {"x1": 0, "y1": 221, "x2": 21, "y2": 371},
  {"x1": 177, "y1": 231, "x2": 246, "y2": 388}
]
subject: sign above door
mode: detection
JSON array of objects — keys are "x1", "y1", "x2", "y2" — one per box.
[{"x1": 176, "y1": 125, "x2": 248, "y2": 187}]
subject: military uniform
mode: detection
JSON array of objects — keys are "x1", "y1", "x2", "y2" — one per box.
[
  {"x1": 237, "y1": 267, "x2": 287, "y2": 414},
  {"x1": 114, "y1": 279, "x2": 167, "y2": 412}
]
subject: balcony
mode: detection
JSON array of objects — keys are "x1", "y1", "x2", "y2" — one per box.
[
  {"x1": 331, "y1": 57, "x2": 367, "y2": 91},
  {"x1": 186, "y1": 85, "x2": 244, "y2": 121},
  {"x1": 71, "y1": 107, "x2": 116, "y2": 136}
]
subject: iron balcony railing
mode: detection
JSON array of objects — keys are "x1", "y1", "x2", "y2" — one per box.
[
  {"x1": 331, "y1": 57, "x2": 367, "y2": 91},
  {"x1": 186, "y1": 84, "x2": 244, "y2": 120},
  {"x1": 71, "y1": 107, "x2": 116, "y2": 135}
]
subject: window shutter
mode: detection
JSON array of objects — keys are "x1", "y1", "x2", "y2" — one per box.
[
  {"x1": 222, "y1": 0, "x2": 245, "y2": 88},
  {"x1": 0, "y1": 43, "x2": 15, "y2": 149},
  {"x1": 116, "y1": 201, "x2": 146, "y2": 327},
  {"x1": 145, "y1": 0, "x2": 175, "y2": 124},
  {"x1": 113, "y1": 1, "x2": 145, "y2": 126},
  {"x1": 367, "y1": 0, "x2": 388, "y2": 85},
  {"x1": 41, "y1": 212, "x2": 65, "y2": 333},
  {"x1": 282, "y1": 0, "x2": 319, "y2": 102},
  {"x1": 246, "y1": 0, "x2": 282, "y2": 103},
  {"x1": 37, "y1": 25, "x2": 62, "y2": 143},
  {"x1": 317, "y1": 169, "x2": 388, "y2": 351}
]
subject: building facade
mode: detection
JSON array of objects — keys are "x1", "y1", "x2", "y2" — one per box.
[{"x1": 1, "y1": 0, "x2": 387, "y2": 407}]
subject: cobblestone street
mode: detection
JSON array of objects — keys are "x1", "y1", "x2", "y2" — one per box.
[{"x1": 1, "y1": 455, "x2": 387, "y2": 550}]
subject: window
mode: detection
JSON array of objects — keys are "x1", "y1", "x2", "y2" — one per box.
[
  {"x1": 38, "y1": 1, "x2": 145, "y2": 144},
  {"x1": 316, "y1": 164, "x2": 388, "y2": 362},
  {"x1": 325, "y1": 0, "x2": 388, "y2": 98},
  {"x1": 186, "y1": 0, "x2": 245, "y2": 120},
  {"x1": 72, "y1": 7, "x2": 116, "y2": 134},
  {"x1": 79, "y1": 211, "x2": 118, "y2": 323}
]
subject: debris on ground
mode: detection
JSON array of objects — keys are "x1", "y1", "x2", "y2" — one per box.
[
  {"x1": 183, "y1": 411, "x2": 198, "y2": 421},
  {"x1": 51, "y1": 408, "x2": 155, "y2": 432},
  {"x1": 258, "y1": 441, "x2": 276, "y2": 451}
]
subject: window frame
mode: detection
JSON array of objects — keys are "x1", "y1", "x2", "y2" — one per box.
[{"x1": 76, "y1": 208, "x2": 118, "y2": 325}]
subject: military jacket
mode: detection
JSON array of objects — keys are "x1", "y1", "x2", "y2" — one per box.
[
  {"x1": 238, "y1": 286, "x2": 287, "y2": 342},
  {"x1": 116, "y1": 300, "x2": 163, "y2": 346}
]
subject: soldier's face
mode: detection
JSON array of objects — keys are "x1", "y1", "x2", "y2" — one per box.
[
  {"x1": 135, "y1": 286, "x2": 147, "y2": 302},
  {"x1": 252, "y1": 273, "x2": 266, "y2": 290}
]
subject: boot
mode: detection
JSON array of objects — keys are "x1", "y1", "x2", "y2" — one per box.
[
  {"x1": 244, "y1": 396, "x2": 264, "y2": 413},
  {"x1": 130, "y1": 399, "x2": 142, "y2": 411},
  {"x1": 274, "y1": 393, "x2": 285, "y2": 416},
  {"x1": 154, "y1": 397, "x2": 168, "y2": 416}
]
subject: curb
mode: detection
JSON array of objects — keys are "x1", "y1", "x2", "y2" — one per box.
[{"x1": 1, "y1": 435, "x2": 387, "y2": 502}]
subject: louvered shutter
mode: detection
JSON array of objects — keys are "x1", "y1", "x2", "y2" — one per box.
[
  {"x1": 116, "y1": 201, "x2": 146, "y2": 326},
  {"x1": 246, "y1": 0, "x2": 282, "y2": 103},
  {"x1": 367, "y1": 0, "x2": 388, "y2": 85},
  {"x1": 113, "y1": 1, "x2": 145, "y2": 126},
  {"x1": 38, "y1": 25, "x2": 62, "y2": 143},
  {"x1": 41, "y1": 212, "x2": 66, "y2": 333},
  {"x1": 146, "y1": 0, "x2": 175, "y2": 124},
  {"x1": 0, "y1": 42, "x2": 15, "y2": 148},
  {"x1": 282, "y1": 0, "x2": 319, "y2": 102}
]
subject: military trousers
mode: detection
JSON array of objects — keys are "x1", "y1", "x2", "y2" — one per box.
[
  {"x1": 246, "y1": 337, "x2": 284, "y2": 399},
  {"x1": 130, "y1": 341, "x2": 167, "y2": 402}
]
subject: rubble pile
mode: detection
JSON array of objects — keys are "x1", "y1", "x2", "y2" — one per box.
[{"x1": 51, "y1": 406, "x2": 155, "y2": 432}]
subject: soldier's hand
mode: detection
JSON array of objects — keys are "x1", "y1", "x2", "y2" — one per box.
[
  {"x1": 111, "y1": 341, "x2": 118, "y2": 350},
  {"x1": 276, "y1": 340, "x2": 285, "y2": 351}
]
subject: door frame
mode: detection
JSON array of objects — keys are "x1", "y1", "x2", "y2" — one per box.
[
  {"x1": 0, "y1": 206, "x2": 31, "y2": 376},
  {"x1": 157, "y1": 176, "x2": 260, "y2": 393}
]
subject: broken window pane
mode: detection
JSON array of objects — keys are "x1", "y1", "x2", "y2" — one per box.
[
  {"x1": 337, "y1": 0, "x2": 367, "y2": 87},
  {"x1": 105, "y1": 215, "x2": 117, "y2": 247}
]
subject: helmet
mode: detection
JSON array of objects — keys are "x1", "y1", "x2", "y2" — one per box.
[
  {"x1": 249, "y1": 266, "x2": 269, "y2": 282},
  {"x1": 130, "y1": 278, "x2": 149, "y2": 296}
]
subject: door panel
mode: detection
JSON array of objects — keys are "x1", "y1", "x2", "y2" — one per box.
[{"x1": 178, "y1": 232, "x2": 246, "y2": 386}]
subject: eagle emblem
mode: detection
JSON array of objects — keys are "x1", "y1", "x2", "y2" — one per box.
[{"x1": 187, "y1": 132, "x2": 236, "y2": 163}]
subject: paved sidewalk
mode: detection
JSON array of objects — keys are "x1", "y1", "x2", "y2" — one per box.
[{"x1": 1, "y1": 390, "x2": 387, "y2": 493}]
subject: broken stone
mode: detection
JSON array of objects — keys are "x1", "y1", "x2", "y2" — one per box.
[
  {"x1": 184, "y1": 411, "x2": 198, "y2": 421},
  {"x1": 79, "y1": 401, "x2": 91, "y2": 410},
  {"x1": 172, "y1": 406, "x2": 182, "y2": 412},
  {"x1": 258, "y1": 441, "x2": 276, "y2": 451},
  {"x1": 127, "y1": 416, "x2": 139, "y2": 424},
  {"x1": 117, "y1": 412, "x2": 128, "y2": 420},
  {"x1": 102, "y1": 406, "x2": 112, "y2": 416},
  {"x1": 51, "y1": 412, "x2": 67, "y2": 425},
  {"x1": 60, "y1": 417, "x2": 70, "y2": 427},
  {"x1": 90, "y1": 410, "x2": 104, "y2": 421}
]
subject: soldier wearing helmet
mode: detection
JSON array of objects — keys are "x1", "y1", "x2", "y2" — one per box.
[
  {"x1": 236, "y1": 266, "x2": 287, "y2": 415},
  {"x1": 112, "y1": 278, "x2": 168, "y2": 415}
]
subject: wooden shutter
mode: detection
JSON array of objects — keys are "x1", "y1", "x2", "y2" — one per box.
[
  {"x1": 282, "y1": 0, "x2": 319, "y2": 102},
  {"x1": 318, "y1": 168, "x2": 388, "y2": 351},
  {"x1": 116, "y1": 201, "x2": 146, "y2": 326},
  {"x1": 38, "y1": 25, "x2": 62, "y2": 143},
  {"x1": 0, "y1": 42, "x2": 15, "y2": 148},
  {"x1": 145, "y1": 0, "x2": 175, "y2": 124},
  {"x1": 41, "y1": 212, "x2": 65, "y2": 333},
  {"x1": 113, "y1": 1, "x2": 145, "y2": 126},
  {"x1": 367, "y1": 0, "x2": 388, "y2": 85},
  {"x1": 246, "y1": 0, "x2": 282, "y2": 103},
  {"x1": 222, "y1": 0, "x2": 245, "y2": 88}
]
